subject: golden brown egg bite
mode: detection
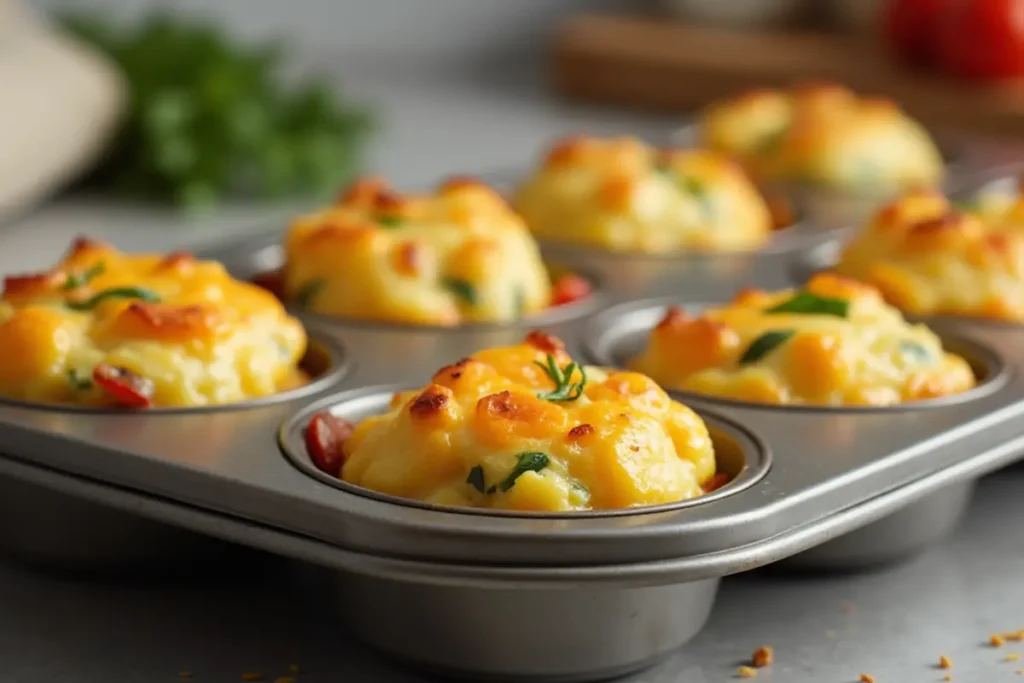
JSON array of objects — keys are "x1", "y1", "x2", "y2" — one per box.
[
  {"x1": 512, "y1": 136, "x2": 774, "y2": 254},
  {"x1": 305, "y1": 331, "x2": 721, "y2": 512},
  {"x1": 0, "y1": 238, "x2": 308, "y2": 408},
  {"x1": 834, "y1": 189, "x2": 1024, "y2": 321},
  {"x1": 281, "y1": 177, "x2": 589, "y2": 326},
  {"x1": 700, "y1": 83, "x2": 944, "y2": 194},
  {"x1": 631, "y1": 273, "x2": 975, "y2": 407}
]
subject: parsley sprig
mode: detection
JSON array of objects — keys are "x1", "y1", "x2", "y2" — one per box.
[
  {"x1": 61, "y1": 262, "x2": 106, "y2": 291},
  {"x1": 535, "y1": 354, "x2": 587, "y2": 402},
  {"x1": 466, "y1": 452, "x2": 551, "y2": 495}
]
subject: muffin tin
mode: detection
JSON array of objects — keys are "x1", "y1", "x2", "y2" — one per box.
[{"x1": 0, "y1": 128, "x2": 1023, "y2": 682}]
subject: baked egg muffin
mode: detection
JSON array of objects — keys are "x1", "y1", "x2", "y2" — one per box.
[
  {"x1": 631, "y1": 273, "x2": 975, "y2": 406},
  {"x1": 835, "y1": 189, "x2": 1024, "y2": 321},
  {"x1": 282, "y1": 177, "x2": 588, "y2": 325},
  {"x1": 512, "y1": 136, "x2": 774, "y2": 254},
  {"x1": 0, "y1": 238, "x2": 308, "y2": 408},
  {"x1": 305, "y1": 331, "x2": 724, "y2": 512},
  {"x1": 700, "y1": 82, "x2": 944, "y2": 193}
]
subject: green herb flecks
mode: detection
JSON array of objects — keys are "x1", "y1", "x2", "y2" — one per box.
[
  {"x1": 535, "y1": 354, "x2": 587, "y2": 402},
  {"x1": 61, "y1": 261, "x2": 106, "y2": 291},
  {"x1": 378, "y1": 216, "x2": 403, "y2": 228},
  {"x1": 294, "y1": 279, "x2": 325, "y2": 308},
  {"x1": 766, "y1": 291, "x2": 849, "y2": 318},
  {"x1": 466, "y1": 465, "x2": 487, "y2": 494},
  {"x1": 66, "y1": 369, "x2": 94, "y2": 390},
  {"x1": 899, "y1": 340, "x2": 931, "y2": 363},
  {"x1": 496, "y1": 452, "x2": 550, "y2": 493},
  {"x1": 681, "y1": 175, "x2": 715, "y2": 221},
  {"x1": 739, "y1": 329, "x2": 795, "y2": 366},
  {"x1": 443, "y1": 277, "x2": 478, "y2": 307},
  {"x1": 67, "y1": 287, "x2": 162, "y2": 311}
]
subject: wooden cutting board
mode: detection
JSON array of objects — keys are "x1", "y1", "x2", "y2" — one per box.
[{"x1": 552, "y1": 14, "x2": 1024, "y2": 138}]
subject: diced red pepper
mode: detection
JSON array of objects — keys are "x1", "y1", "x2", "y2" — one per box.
[
  {"x1": 551, "y1": 274, "x2": 592, "y2": 307},
  {"x1": 305, "y1": 411, "x2": 355, "y2": 476},
  {"x1": 92, "y1": 363, "x2": 155, "y2": 409}
]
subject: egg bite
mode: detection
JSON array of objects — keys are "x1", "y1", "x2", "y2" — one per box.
[
  {"x1": 700, "y1": 82, "x2": 944, "y2": 194},
  {"x1": 0, "y1": 238, "x2": 308, "y2": 408},
  {"x1": 512, "y1": 136, "x2": 773, "y2": 254},
  {"x1": 305, "y1": 331, "x2": 721, "y2": 512},
  {"x1": 282, "y1": 176, "x2": 589, "y2": 326},
  {"x1": 835, "y1": 189, "x2": 1024, "y2": 321},
  {"x1": 631, "y1": 273, "x2": 975, "y2": 407}
]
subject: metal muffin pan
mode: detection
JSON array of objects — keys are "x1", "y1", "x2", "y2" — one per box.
[{"x1": 0, "y1": 137, "x2": 1022, "y2": 681}]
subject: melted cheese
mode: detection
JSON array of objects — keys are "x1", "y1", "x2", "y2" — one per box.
[
  {"x1": 284, "y1": 177, "x2": 552, "y2": 325},
  {"x1": 700, "y1": 83, "x2": 944, "y2": 193},
  {"x1": 631, "y1": 273, "x2": 975, "y2": 406},
  {"x1": 835, "y1": 189, "x2": 1024, "y2": 321},
  {"x1": 512, "y1": 136, "x2": 772, "y2": 253},
  {"x1": 0, "y1": 239, "x2": 307, "y2": 407},
  {"x1": 341, "y1": 331, "x2": 717, "y2": 512}
]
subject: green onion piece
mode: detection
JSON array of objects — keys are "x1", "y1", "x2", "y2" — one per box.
[
  {"x1": 442, "y1": 277, "x2": 478, "y2": 306},
  {"x1": 535, "y1": 354, "x2": 587, "y2": 402},
  {"x1": 66, "y1": 369, "x2": 94, "y2": 390},
  {"x1": 294, "y1": 279, "x2": 326, "y2": 308},
  {"x1": 766, "y1": 291, "x2": 849, "y2": 318},
  {"x1": 739, "y1": 329, "x2": 795, "y2": 366},
  {"x1": 378, "y1": 216, "x2": 404, "y2": 228},
  {"x1": 67, "y1": 287, "x2": 162, "y2": 311},
  {"x1": 61, "y1": 261, "x2": 106, "y2": 291},
  {"x1": 466, "y1": 465, "x2": 487, "y2": 494},
  {"x1": 899, "y1": 340, "x2": 931, "y2": 363},
  {"x1": 496, "y1": 452, "x2": 550, "y2": 493}
]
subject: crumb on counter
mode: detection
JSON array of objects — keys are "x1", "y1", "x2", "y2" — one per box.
[
  {"x1": 939, "y1": 655, "x2": 952, "y2": 669},
  {"x1": 1008, "y1": 630, "x2": 1024, "y2": 642},
  {"x1": 1008, "y1": 654, "x2": 1022, "y2": 662},
  {"x1": 737, "y1": 665, "x2": 757, "y2": 678},
  {"x1": 993, "y1": 635, "x2": 1007, "y2": 647},
  {"x1": 859, "y1": 675, "x2": 875, "y2": 683},
  {"x1": 942, "y1": 675, "x2": 951, "y2": 682},
  {"x1": 752, "y1": 646, "x2": 774, "y2": 667}
]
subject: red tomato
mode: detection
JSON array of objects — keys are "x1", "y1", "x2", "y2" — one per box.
[
  {"x1": 92, "y1": 363, "x2": 155, "y2": 409},
  {"x1": 304, "y1": 411, "x2": 354, "y2": 476},
  {"x1": 938, "y1": 0, "x2": 1024, "y2": 80},
  {"x1": 550, "y1": 274, "x2": 592, "y2": 307},
  {"x1": 883, "y1": 0, "x2": 953, "y2": 68}
]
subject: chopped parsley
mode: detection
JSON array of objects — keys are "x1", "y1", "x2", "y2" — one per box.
[
  {"x1": 66, "y1": 368, "x2": 93, "y2": 390},
  {"x1": 294, "y1": 279, "x2": 326, "y2": 308},
  {"x1": 67, "y1": 286, "x2": 162, "y2": 311},
  {"x1": 739, "y1": 329, "x2": 795, "y2": 366},
  {"x1": 766, "y1": 291, "x2": 849, "y2": 318},
  {"x1": 535, "y1": 354, "x2": 587, "y2": 402},
  {"x1": 61, "y1": 261, "x2": 105, "y2": 291},
  {"x1": 496, "y1": 452, "x2": 550, "y2": 492},
  {"x1": 378, "y1": 216, "x2": 404, "y2": 228},
  {"x1": 442, "y1": 276, "x2": 478, "y2": 306},
  {"x1": 466, "y1": 465, "x2": 487, "y2": 494}
]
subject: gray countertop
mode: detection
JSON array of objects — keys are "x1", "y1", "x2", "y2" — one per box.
[{"x1": 1, "y1": 62, "x2": 1022, "y2": 683}]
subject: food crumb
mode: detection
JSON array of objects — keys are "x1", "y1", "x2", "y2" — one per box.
[
  {"x1": 859, "y1": 675, "x2": 875, "y2": 683},
  {"x1": 942, "y1": 675, "x2": 952, "y2": 682},
  {"x1": 288, "y1": 664, "x2": 300, "y2": 674},
  {"x1": 993, "y1": 635, "x2": 1007, "y2": 647},
  {"x1": 1008, "y1": 654, "x2": 1022, "y2": 662},
  {"x1": 1017, "y1": 670, "x2": 1022, "y2": 676},
  {"x1": 241, "y1": 674, "x2": 263, "y2": 682},
  {"x1": 939, "y1": 655, "x2": 952, "y2": 669},
  {"x1": 752, "y1": 646, "x2": 774, "y2": 667},
  {"x1": 737, "y1": 665, "x2": 757, "y2": 678},
  {"x1": 1008, "y1": 631, "x2": 1024, "y2": 643}
]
